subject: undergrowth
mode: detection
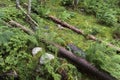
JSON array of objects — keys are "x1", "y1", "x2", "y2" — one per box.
[{"x1": 0, "y1": 0, "x2": 120, "y2": 80}]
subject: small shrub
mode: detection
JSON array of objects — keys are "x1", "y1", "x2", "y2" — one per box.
[{"x1": 86, "y1": 43, "x2": 120, "y2": 79}]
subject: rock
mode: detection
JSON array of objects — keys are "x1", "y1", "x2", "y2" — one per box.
[
  {"x1": 32, "y1": 47, "x2": 42, "y2": 56},
  {"x1": 67, "y1": 44, "x2": 86, "y2": 58},
  {"x1": 40, "y1": 53, "x2": 55, "y2": 64}
]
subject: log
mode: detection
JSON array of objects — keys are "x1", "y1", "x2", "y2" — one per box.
[
  {"x1": 9, "y1": 20, "x2": 116, "y2": 80},
  {"x1": 48, "y1": 15, "x2": 120, "y2": 52},
  {"x1": 9, "y1": 20, "x2": 34, "y2": 34},
  {"x1": 48, "y1": 15, "x2": 84, "y2": 35},
  {"x1": 56, "y1": 44, "x2": 116, "y2": 80}
]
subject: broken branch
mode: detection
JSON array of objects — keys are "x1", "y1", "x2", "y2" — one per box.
[{"x1": 9, "y1": 20, "x2": 34, "y2": 34}]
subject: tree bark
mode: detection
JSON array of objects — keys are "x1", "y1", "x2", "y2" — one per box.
[
  {"x1": 28, "y1": 0, "x2": 32, "y2": 15},
  {"x1": 16, "y1": 0, "x2": 20, "y2": 8}
]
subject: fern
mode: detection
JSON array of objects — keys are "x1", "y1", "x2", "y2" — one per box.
[
  {"x1": 0, "y1": 26, "x2": 39, "y2": 79},
  {"x1": 86, "y1": 43, "x2": 120, "y2": 79},
  {"x1": 0, "y1": 26, "x2": 14, "y2": 45}
]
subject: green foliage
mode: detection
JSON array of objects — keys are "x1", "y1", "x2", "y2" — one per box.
[
  {"x1": 113, "y1": 25, "x2": 120, "y2": 40},
  {"x1": 86, "y1": 43, "x2": 120, "y2": 79},
  {"x1": 0, "y1": 26, "x2": 14, "y2": 44},
  {"x1": 1, "y1": 0, "x2": 120, "y2": 80},
  {"x1": 58, "y1": 11, "x2": 75, "y2": 20},
  {"x1": 32, "y1": 1, "x2": 50, "y2": 17},
  {"x1": 39, "y1": 58, "x2": 82, "y2": 80},
  {"x1": 82, "y1": 0, "x2": 118, "y2": 26},
  {"x1": 61, "y1": 0, "x2": 120, "y2": 26},
  {"x1": 0, "y1": 7, "x2": 23, "y2": 21},
  {"x1": 96, "y1": 9, "x2": 117, "y2": 26},
  {"x1": 0, "y1": 26, "x2": 38, "y2": 79}
]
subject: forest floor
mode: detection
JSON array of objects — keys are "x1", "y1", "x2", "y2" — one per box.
[{"x1": 0, "y1": 0, "x2": 120, "y2": 80}]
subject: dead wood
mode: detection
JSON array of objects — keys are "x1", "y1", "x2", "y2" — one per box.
[
  {"x1": 9, "y1": 20, "x2": 34, "y2": 34},
  {"x1": 48, "y1": 15, "x2": 120, "y2": 52},
  {"x1": 56, "y1": 44, "x2": 116, "y2": 80},
  {"x1": 9, "y1": 20, "x2": 116, "y2": 80}
]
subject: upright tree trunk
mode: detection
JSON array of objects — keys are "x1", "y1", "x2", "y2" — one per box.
[
  {"x1": 28, "y1": 0, "x2": 32, "y2": 14},
  {"x1": 16, "y1": 0, "x2": 20, "y2": 8}
]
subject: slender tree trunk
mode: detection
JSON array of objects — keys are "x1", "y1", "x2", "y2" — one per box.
[
  {"x1": 28, "y1": 0, "x2": 32, "y2": 14},
  {"x1": 16, "y1": 0, "x2": 20, "y2": 8},
  {"x1": 73, "y1": 0, "x2": 79, "y2": 8}
]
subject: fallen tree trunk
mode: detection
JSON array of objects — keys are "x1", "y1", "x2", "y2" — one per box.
[
  {"x1": 48, "y1": 15, "x2": 84, "y2": 35},
  {"x1": 56, "y1": 44, "x2": 116, "y2": 80},
  {"x1": 9, "y1": 20, "x2": 34, "y2": 34},
  {"x1": 48, "y1": 15, "x2": 120, "y2": 52},
  {"x1": 8, "y1": 20, "x2": 116, "y2": 80}
]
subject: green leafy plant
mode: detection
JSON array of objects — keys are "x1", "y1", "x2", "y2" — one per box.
[
  {"x1": 0, "y1": 26, "x2": 38, "y2": 79},
  {"x1": 86, "y1": 43, "x2": 120, "y2": 79}
]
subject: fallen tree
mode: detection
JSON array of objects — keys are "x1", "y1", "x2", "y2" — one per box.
[
  {"x1": 7, "y1": 20, "x2": 116, "y2": 80},
  {"x1": 48, "y1": 15, "x2": 120, "y2": 52},
  {"x1": 9, "y1": 20, "x2": 34, "y2": 34},
  {"x1": 24, "y1": 2, "x2": 120, "y2": 53}
]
